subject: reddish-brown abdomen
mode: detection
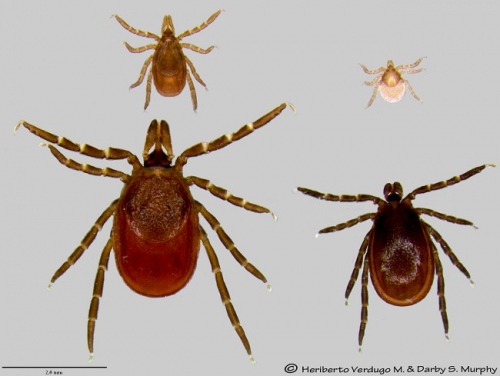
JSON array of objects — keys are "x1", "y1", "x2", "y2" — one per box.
[
  {"x1": 113, "y1": 167, "x2": 199, "y2": 297},
  {"x1": 152, "y1": 39, "x2": 187, "y2": 97},
  {"x1": 369, "y1": 202, "x2": 434, "y2": 306}
]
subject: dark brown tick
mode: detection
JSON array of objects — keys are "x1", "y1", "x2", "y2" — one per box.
[
  {"x1": 297, "y1": 164, "x2": 494, "y2": 350},
  {"x1": 114, "y1": 10, "x2": 222, "y2": 111},
  {"x1": 360, "y1": 57, "x2": 426, "y2": 108},
  {"x1": 15, "y1": 102, "x2": 293, "y2": 362}
]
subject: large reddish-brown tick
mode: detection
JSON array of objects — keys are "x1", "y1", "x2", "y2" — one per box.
[
  {"x1": 114, "y1": 10, "x2": 222, "y2": 111},
  {"x1": 297, "y1": 164, "x2": 494, "y2": 349},
  {"x1": 360, "y1": 57, "x2": 426, "y2": 108},
  {"x1": 15, "y1": 102, "x2": 293, "y2": 362}
]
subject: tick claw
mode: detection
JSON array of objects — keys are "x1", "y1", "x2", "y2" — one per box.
[
  {"x1": 13, "y1": 121, "x2": 23, "y2": 133},
  {"x1": 249, "y1": 354, "x2": 256, "y2": 363},
  {"x1": 89, "y1": 353, "x2": 94, "y2": 362},
  {"x1": 266, "y1": 283, "x2": 272, "y2": 292},
  {"x1": 270, "y1": 211, "x2": 278, "y2": 221}
]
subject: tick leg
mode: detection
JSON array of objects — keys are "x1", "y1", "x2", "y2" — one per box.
[
  {"x1": 319, "y1": 213, "x2": 376, "y2": 234},
  {"x1": 87, "y1": 236, "x2": 113, "y2": 361},
  {"x1": 130, "y1": 55, "x2": 153, "y2": 89},
  {"x1": 123, "y1": 42, "x2": 156, "y2": 54},
  {"x1": 363, "y1": 73, "x2": 383, "y2": 86},
  {"x1": 43, "y1": 145, "x2": 130, "y2": 181},
  {"x1": 144, "y1": 68, "x2": 154, "y2": 110},
  {"x1": 423, "y1": 222, "x2": 472, "y2": 281},
  {"x1": 49, "y1": 200, "x2": 118, "y2": 286},
  {"x1": 296, "y1": 187, "x2": 384, "y2": 206},
  {"x1": 196, "y1": 201, "x2": 270, "y2": 290},
  {"x1": 416, "y1": 208, "x2": 476, "y2": 227},
  {"x1": 405, "y1": 164, "x2": 495, "y2": 201},
  {"x1": 187, "y1": 176, "x2": 276, "y2": 219},
  {"x1": 185, "y1": 68, "x2": 198, "y2": 111},
  {"x1": 358, "y1": 255, "x2": 370, "y2": 350},
  {"x1": 345, "y1": 232, "x2": 370, "y2": 304},
  {"x1": 366, "y1": 83, "x2": 380, "y2": 108},
  {"x1": 396, "y1": 56, "x2": 426, "y2": 70},
  {"x1": 15, "y1": 121, "x2": 134, "y2": 160},
  {"x1": 398, "y1": 68, "x2": 425, "y2": 75},
  {"x1": 402, "y1": 79, "x2": 422, "y2": 102},
  {"x1": 359, "y1": 64, "x2": 385, "y2": 75},
  {"x1": 177, "y1": 102, "x2": 294, "y2": 166},
  {"x1": 113, "y1": 15, "x2": 160, "y2": 41},
  {"x1": 177, "y1": 9, "x2": 222, "y2": 40},
  {"x1": 431, "y1": 241, "x2": 449, "y2": 339},
  {"x1": 185, "y1": 55, "x2": 207, "y2": 87},
  {"x1": 199, "y1": 226, "x2": 255, "y2": 363},
  {"x1": 181, "y1": 42, "x2": 216, "y2": 54}
]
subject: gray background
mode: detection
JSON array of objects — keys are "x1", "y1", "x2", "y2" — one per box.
[{"x1": 1, "y1": 0, "x2": 499, "y2": 375}]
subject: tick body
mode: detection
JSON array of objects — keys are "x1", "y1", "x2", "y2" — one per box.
[
  {"x1": 16, "y1": 102, "x2": 292, "y2": 362},
  {"x1": 114, "y1": 10, "x2": 222, "y2": 110},
  {"x1": 297, "y1": 164, "x2": 494, "y2": 348},
  {"x1": 114, "y1": 167, "x2": 200, "y2": 297},
  {"x1": 360, "y1": 57, "x2": 426, "y2": 108}
]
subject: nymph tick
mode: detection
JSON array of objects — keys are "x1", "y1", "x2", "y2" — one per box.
[
  {"x1": 114, "y1": 10, "x2": 222, "y2": 110},
  {"x1": 297, "y1": 164, "x2": 494, "y2": 349},
  {"x1": 361, "y1": 57, "x2": 426, "y2": 108},
  {"x1": 16, "y1": 102, "x2": 293, "y2": 362}
]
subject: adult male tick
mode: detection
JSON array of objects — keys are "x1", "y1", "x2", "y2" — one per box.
[
  {"x1": 15, "y1": 102, "x2": 293, "y2": 362},
  {"x1": 361, "y1": 57, "x2": 426, "y2": 108},
  {"x1": 114, "y1": 10, "x2": 221, "y2": 110},
  {"x1": 297, "y1": 164, "x2": 494, "y2": 349}
]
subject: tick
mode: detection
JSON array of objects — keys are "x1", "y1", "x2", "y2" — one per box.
[
  {"x1": 15, "y1": 102, "x2": 293, "y2": 362},
  {"x1": 297, "y1": 164, "x2": 494, "y2": 349},
  {"x1": 360, "y1": 57, "x2": 426, "y2": 108},
  {"x1": 114, "y1": 10, "x2": 222, "y2": 111}
]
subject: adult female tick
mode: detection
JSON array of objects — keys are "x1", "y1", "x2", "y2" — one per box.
[
  {"x1": 16, "y1": 102, "x2": 293, "y2": 362},
  {"x1": 297, "y1": 164, "x2": 494, "y2": 349},
  {"x1": 114, "y1": 10, "x2": 221, "y2": 110}
]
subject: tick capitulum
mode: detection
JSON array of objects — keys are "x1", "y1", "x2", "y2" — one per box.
[
  {"x1": 114, "y1": 10, "x2": 222, "y2": 111},
  {"x1": 297, "y1": 164, "x2": 494, "y2": 349},
  {"x1": 16, "y1": 102, "x2": 293, "y2": 362},
  {"x1": 360, "y1": 57, "x2": 426, "y2": 108}
]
